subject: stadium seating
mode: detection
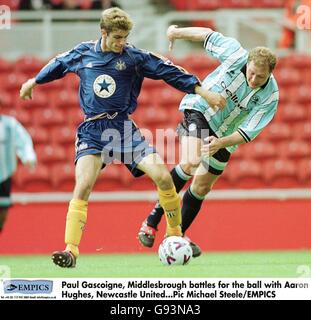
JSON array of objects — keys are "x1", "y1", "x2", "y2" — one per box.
[
  {"x1": 27, "y1": 126, "x2": 50, "y2": 146},
  {"x1": 2, "y1": 51, "x2": 310, "y2": 191},
  {"x1": 51, "y1": 163, "x2": 75, "y2": 191},
  {"x1": 298, "y1": 159, "x2": 311, "y2": 187},
  {"x1": 35, "y1": 144, "x2": 68, "y2": 164},
  {"x1": 226, "y1": 159, "x2": 265, "y2": 188},
  {"x1": 170, "y1": 0, "x2": 285, "y2": 10},
  {"x1": 264, "y1": 159, "x2": 298, "y2": 188},
  {"x1": 14, "y1": 165, "x2": 51, "y2": 192},
  {"x1": 0, "y1": 59, "x2": 13, "y2": 74},
  {"x1": 15, "y1": 56, "x2": 44, "y2": 77}
]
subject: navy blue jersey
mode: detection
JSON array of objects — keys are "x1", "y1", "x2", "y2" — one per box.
[{"x1": 35, "y1": 39, "x2": 200, "y2": 117}]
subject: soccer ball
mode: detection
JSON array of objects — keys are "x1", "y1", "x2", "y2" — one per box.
[{"x1": 158, "y1": 236, "x2": 193, "y2": 266}]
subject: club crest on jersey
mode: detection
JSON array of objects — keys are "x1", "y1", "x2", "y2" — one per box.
[
  {"x1": 115, "y1": 60, "x2": 126, "y2": 71},
  {"x1": 251, "y1": 95, "x2": 260, "y2": 104},
  {"x1": 93, "y1": 74, "x2": 116, "y2": 98}
]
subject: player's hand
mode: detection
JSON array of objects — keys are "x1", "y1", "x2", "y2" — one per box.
[
  {"x1": 20, "y1": 78, "x2": 36, "y2": 100},
  {"x1": 201, "y1": 136, "x2": 223, "y2": 157},
  {"x1": 204, "y1": 91, "x2": 226, "y2": 111},
  {"x1": 167, "y1": 25, "x2": 178, "y2": 51},
  {"x1": 195, "y1": 86, "x2": 226, "y2": 111}
]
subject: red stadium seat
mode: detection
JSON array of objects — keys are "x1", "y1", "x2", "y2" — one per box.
[
  {"x1": 0, "y1": 58, "x2": 13, "y2": 75},
  {"x1": 264, "y1": 159, "x2": 298, "y2": 188},
  {"x1": 2, "y1": 108, "x2": 32, "y2": 127},
  {"x1": 50, "y1": 126, "x2": 76, "y2": 146},
  {"x1": 188, "y1": 0, "x2": 222, "y2": 10},
  {"x1": 33, "y1": 108, "x2": 66, "y2": 127},
  {"x1": 245, "y1": 140, "x2": 277, "y2": 160},
  {"x1": 67, "y1": 108, "x2": 84, "y2": 126},
  {"x1": 223, "y1": 0, "x2": 253, "y2": 8},
  {"x1": 15, "y1": 165, "x2": 52, "y2": 192},
  {"x1": 0, "y1": 91, "x2": 13, "y2": 108},
  {"x1": 298, "y1": 159, "x2": 311, "y2": 187},
  {"x1": 226, "y1": 159, "x2": 265, "y2": 188},
  {"x1": 140, "y1": 106, "x2": 169, "y2": 129},
  {"x1": 15, "y1": 56, "x2": 45, "y2": 77},
  {"x1": 51, "y1": 163, "x2": 75, "y2": 191},
  {"x1": 169, "y1": 108, "x2": 183, "y2": 126},
  {"x1": 1, "y1": 0, "x2": 20, "y2": 10},
  {"x1": 79, "y1": 0, "x2": 92, "y2": 9},
  {"x1": 283, "y1": 54, "x2": 311, "y2": 69},
  {"x1": 36, "y1": 144, "x2": 67, "y2": 164},
  {"x1": 17, "y1": 90, "x2": 49, "y2": 110},
  {"x1": 170, "y1": 0, "x2": 188, "y2": 10},
  {"x1": 293, "y1": 122, "x2": 311, "y2": 141},
  {"x1": 273, "y1": 68, "x2": 300, "y2": 87},
  {"x1": 229, "y1": 145, "x2": 246, "y2": 160},
  {"x1": 280, "y1": 103, "x2": 306, "y2": 123},
  {"x1": 279, "y1": 140, "x2": 311, "y2": 160},
  {"x1": 27, "y1": 126, "x2": 50, "y2": 146},
  {"x1": 137, "y1": 89, "x2": 152, "y2": 108},
  {"x1": 180, "y1": 54, "x2": 219, "y2": 74},
  {"x1": 37, "y1": 79, "x2": 64, "y2": 96},
  {"x1": 278, "y1": 87, "x2": 291, "y2": 105},
  {"x1": 293, "y1": 85, "x2": 311, "y2": 104},
  {"x1": 95, "y1": 164, "x2": 124, "y2": 190},
  {"x1": 260, "y1": 122, "x2": 291, "y2": 142},
  {"x1": 259, "y1": 0, "x2": 284, "y2": 7},
  {"x1": 1, "y1": 72, "x2": 27, "y2": 94},
  {"x1": 52, "y1": 90, "x2": 79, "y2": 110},
  {"x1": 154, "y1": 87, "x2": 184, "y2": 108},
  {"x1": 141, "y1": 78, "x2": 167, "y2": 92},
  {"x1": 64, "y1": 73, "x2": 80, "y2": 91}
]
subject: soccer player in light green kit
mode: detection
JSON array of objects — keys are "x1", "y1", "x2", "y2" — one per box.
[
  {"x1": 0, "y1": 112, "x2": 37, "y2": 233},
  {"x1": 138, "y1": 25, "x2": 279, "y2": 256}
]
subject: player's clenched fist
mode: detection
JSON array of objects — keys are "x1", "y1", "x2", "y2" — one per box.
[{"x1": 20, "y1": 78, "x2": 37, "y2": 100}]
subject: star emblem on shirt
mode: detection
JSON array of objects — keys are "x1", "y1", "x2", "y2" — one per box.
[
  {"x1": 98, "y1": 79, "x2": 112, "y2": 92},
  {"x1": 93, "y1": 74, "x2": 116, "y2": 98}
]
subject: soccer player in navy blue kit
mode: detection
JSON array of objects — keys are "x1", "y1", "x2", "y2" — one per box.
[{"x1": 20, "y1": 8, "x2": 225, "y2": 267}]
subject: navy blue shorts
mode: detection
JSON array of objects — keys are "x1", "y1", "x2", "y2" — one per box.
[{"x1": 75, "y1": 118, "x2": 156, "y2": 177}]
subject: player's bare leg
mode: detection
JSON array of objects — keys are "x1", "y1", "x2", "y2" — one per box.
[
  {"x1": 137, "y1": 153, "x2": 183, "y2": 242},
  {"x1": 52, "y1": 155, "x2": 102, "y2": 268},
  {"x1": 138, "y1": 136, "x2": 202, "y2": 247}
]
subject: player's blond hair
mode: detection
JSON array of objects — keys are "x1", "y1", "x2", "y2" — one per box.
[
  {"x1": 248, "y1": 47, "x2": 277, "y2": 72},
  {"x1": 100, "y1": 7, "x2": 133, "y2": 33}
]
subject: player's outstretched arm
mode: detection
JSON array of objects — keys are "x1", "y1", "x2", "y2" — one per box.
[
  {"x1": 167, "y1": 25, "x2": 213, "y2": 50},
  {"x1": 201, "y1": 132, "x2": 246, "y2": 157},
  {"x1": 20, "y1": 78, "x2": 37, "y2": 100}
]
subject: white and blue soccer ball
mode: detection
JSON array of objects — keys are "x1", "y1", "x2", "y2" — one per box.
[{"x1": 158, "y1": 236, "x2": 193, "y2": 266}]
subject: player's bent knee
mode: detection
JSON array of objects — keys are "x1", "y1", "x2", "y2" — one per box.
[
  {"x1": 73, "y1": 182, "x2": 93, "y2": 200},
  {"x1": 153, "y1": 170, "x2": 174, "y2": 190},
  {"x1": 191, "y1": 183, "x2": 212, "y2": 197},
  {"x1": 181, "y1": 161, "x2": 200, "y2": 175}
]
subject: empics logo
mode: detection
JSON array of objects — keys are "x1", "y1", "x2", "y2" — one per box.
[
  {"x1": 0, "y1": 5, "x2": 11, "y2": 30},
  {"x1": 3, "y1": 280, "x2": 53, "y2": 294}
]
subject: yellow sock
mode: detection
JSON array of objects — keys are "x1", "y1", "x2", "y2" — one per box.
[
  {"x1": 157, "y1": 187, "x2": 182, "y2": 237},
  {"x1": 64, "y1": 199, "x2": 88, "y2": 257}
]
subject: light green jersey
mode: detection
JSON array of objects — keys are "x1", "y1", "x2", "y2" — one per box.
[
  {"x1": 0, "y1": 115, "x2": 37, "y2": 183},
  {"x1": 179, "y1": 32, "x2": 279, "y2": 153}
]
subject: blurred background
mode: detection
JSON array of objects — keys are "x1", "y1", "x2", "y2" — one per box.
[{"x1": 0, "y1": 0, "x2": 310, "y2": 256}]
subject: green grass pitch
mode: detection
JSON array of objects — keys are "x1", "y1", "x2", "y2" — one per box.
[{"x1": 1, "y1": 251, "x2": 310, "y2": 278}]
